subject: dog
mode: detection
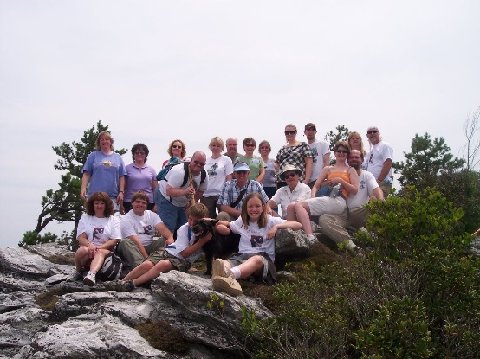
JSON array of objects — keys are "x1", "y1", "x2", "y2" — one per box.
[{"x1": 191, "y1": 219, "x2": 240, "y2": 275}]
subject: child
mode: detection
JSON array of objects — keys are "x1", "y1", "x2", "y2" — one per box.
[
  {"x1": 212, "y1": 192, "x2": 302, "y2": 296},
  {"x1": 118, "y1": 202, "x2": 212, "y2": 290}
]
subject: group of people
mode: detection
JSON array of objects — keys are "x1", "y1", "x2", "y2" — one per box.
[{"x1": 73, "y1": 124, "x2": 393, "y2": 296}]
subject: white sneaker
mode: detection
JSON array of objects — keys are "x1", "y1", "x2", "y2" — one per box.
[
  {"x1": 212, "y1": 276, "x2": 243, "y2": 297},
  {"x1": 83, "y1": 271, "x2": 96, "y2": 286},
  {"x1": 306, "y1": 234, "x2": 317, "y2": 245}
]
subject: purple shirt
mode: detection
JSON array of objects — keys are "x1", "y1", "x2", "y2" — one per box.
[{"x1": 124, "y1": 162, "x2": 157, "y2": 203}]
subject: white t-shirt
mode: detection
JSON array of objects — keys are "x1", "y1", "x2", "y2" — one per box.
[
  {"x1": 347, "y1": 170, "x2": 379, "y2": 209},
  {"x1": 204, "y1": 155, "x2": 233, "y2": 197},
  {"x1": 363, "y1": 141, "x2": 393, "y2": 181},
  {"x1": 230, "y1": 215, "x2": 284, "y2": 261},
  {"x1": 270, "y1": 182, "x2": 311, "y2": 218},
  {"x1": 120, "y1": 210, "x2": 163, "y2": 246},
  {"x1": 164, "y1": 223, "x2": 202, "y2": 263},
  {"x1": 309, "y1": 140, "x2": 330, "y2": 182},
  {"x1": 77, "y1": 214, "x2": 121, "y2": 247},
  {"x1": 159, "y1": 163, "x2": 209, "y2": 207}
]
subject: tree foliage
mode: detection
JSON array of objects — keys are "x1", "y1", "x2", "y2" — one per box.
[
  {"x1": 394, "y1": 132, "x2": 464, "y2": 190},
  {"x1": 22, "y1": 121, "x2": 127, "y2": 247},
  {"x1": 324, "y1": 124, "x2": 350, "y2": 150}
]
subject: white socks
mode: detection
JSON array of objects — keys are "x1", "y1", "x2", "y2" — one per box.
[{"x1": 230, "y1": 266, "x2": 241, "y2": 279}]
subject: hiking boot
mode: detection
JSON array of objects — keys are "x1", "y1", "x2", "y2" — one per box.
[
  {"x1": 104, "y1": 279, "x2": 135, "y2": 292},
  {"x1": 69, "y1": 269, "x2": 83, "y2": 282},
  {"x1": 212, "y1": 276, "x2": 243, "y2": 297},
  {"x1": 83, "y1": 271, "x2": 96, "y2": 286},
  {"x1": 212, "y1": 259, "x2": 233, "y2": 279}
]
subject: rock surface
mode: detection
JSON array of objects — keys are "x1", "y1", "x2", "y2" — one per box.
[{"x1": 0, "y1": 231, "x2": 311, "y2": 358}]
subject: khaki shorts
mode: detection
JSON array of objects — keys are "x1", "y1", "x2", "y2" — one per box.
[
  {"x1": 228, "y1": 252, "x2": 277, "y2": 284},
  {"x1": 147, "y1": 249, "x2": 191, "y2": 272}
]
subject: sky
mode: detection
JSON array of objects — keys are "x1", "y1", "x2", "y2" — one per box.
[{"x1": 0, "y1": 0, "x2": 479, "y2": 248}]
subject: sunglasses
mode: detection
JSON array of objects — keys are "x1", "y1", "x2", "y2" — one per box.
[
  {"x1": 245, "y1": 143, "x2": 255, "y2": 147},
  {"x1": 193, "y1": 160, "x2": 205, "y2": 166},
  {"x1": 284, "y1": 131, "x2": 297, "y2": 135},
  {"x1": 367, "y1": 130, "x2": 378, "y2": 135},
  {"x1": 134, "y1": 151, "x2": 146, "y2": 155},
  {"x1": 172, "y1": 144, "x2": 182, "y2": 149},
  {"x1": 235, "y1": 170, "x2": 249, "y2": 174},
  {"x1": 336, "y1": 150, "x2": 348, "y2": 154},
  {"x1": 284, "y1": 172, "x2": 297, "y2": 178}
]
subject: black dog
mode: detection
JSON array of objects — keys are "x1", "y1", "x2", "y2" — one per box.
[{"x1": 191, "y1": 219, "x2": 240, "y2": 275}]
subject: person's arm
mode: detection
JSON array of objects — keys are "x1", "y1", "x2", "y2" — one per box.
[
  {"x1": 117, "y1": 176, "x2": 125, "y2": 204},
  {"x1": 156, "y1": 222, "x2": 174, "y2": 245},
  {"x1": 80, "y1": 172, "x2": 90, "y2": 199},
  {"x1": 77, "y1": 232, "x2": 91, "y2": 247},
  {"x1": 267, "y1": 220, "x2": 302, "y2": 239},
  {"x1": 322, "y1": 152, "x2": 331, "y2": 167},
  {"x1": 377, "y1": 158, "x2": 393, "y2": 183},
  {"x1": 303, "y1": 157, "x2": 313, "y2": 184},
  {"x1": 215, "y1": 221, "x2": 231, "y2": 235},
  {"x1": 267, "y1": 199, "x2": 278, "y2": 211},
  {"x1": 371, "y1": 187, "x2": 384, "y2": 201},
  {"x1": 256, "y1": 159, "x2": 265, "y2": 183},
  {"x1": 179, "y1": 232, "x2": 212, "y2": 258},
  {"x1": 312, "y1": 167, "x2": 329, "y2": 197},
  {"x1": 220, "y1": 204, "x2": 241, "y2": 218},
  {"x1": 98, "y1": 239, "x2": 119, "y2": 251},
  {"x1": 165, "y1": 183, "x2": 193, "y2": 198}
]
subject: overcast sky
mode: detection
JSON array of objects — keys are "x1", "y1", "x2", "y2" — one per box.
[{"x1": 1, "y1": 0, "x2": 479, "y2": 247}]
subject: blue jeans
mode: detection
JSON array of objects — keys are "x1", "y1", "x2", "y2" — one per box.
[{"x1": 156, "y1": 191, "x2": 186, "y2": 238}]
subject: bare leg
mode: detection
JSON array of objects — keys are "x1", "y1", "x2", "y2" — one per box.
[
  {"x1": 133, "y1": 260, "x2": 173, "y2": 287},
  {"x1": 234, "y1": 255, "x2": 264, "y2": 279},
  {"x1": 294, "y1": 202, "x2": 313, "y2": 235},
  {"x1": 74, "y1": 247, "x2": 90, "y2": 272},
  {"x1": 286, "y1": 202, "x2": 297, "y2": 221},
  {"x1": 89, "y1": 248, "x2": 111, "y2": 273},
  {"x1": 124, "y1": 260, "x2": 154, "y2": 280}
]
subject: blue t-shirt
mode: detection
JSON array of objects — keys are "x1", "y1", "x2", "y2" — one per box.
[{"x1": 83, "y1": 151, "x2": 126, "y2": 198}]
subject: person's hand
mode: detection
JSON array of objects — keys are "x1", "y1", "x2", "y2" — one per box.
[
  {"x1": 164, "y1": 236, "x2": 175, "y2": 246},
  {"x1": 80, "y1": 188, "x2": 88, "y2": 200},
  {"x1": 88, "y1": 243, "x2": 97, "y2": 259},
  {"x1": 267, "y1": 225, "x2": 277, "y2": 239}
]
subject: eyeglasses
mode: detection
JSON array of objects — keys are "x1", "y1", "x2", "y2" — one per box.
[
  {"x1": 284, "y1": 172, "x2": 297, "y2": 178},
  {"x1": 172, "y1": 145, "x2": 182, "y2": 149},
  {"x1": 367, "y1": 130, "x2": 378, "y2": 135},
  {"x1": 284, "y1": 131, "x2": 297, "y2": 135},
  {"x1": 134, "y1": 151, "x2": 146, "y2": 155},
  {"x1": 336, "y1": 150, "x2": 348, "y2": 154},
  {"x1": 236, "y1": 170, "x2": 248, "y2": 175},
  {"x1": 193, "y1": 160, "x2": 205, "y2": 166},
  {"x1": 245, "y1": 143, "x2": 255, "y2": 147}
]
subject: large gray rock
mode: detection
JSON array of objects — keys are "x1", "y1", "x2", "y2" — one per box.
[{"x1": 0, "y1": 244, "x2": 273, "y2": 358}]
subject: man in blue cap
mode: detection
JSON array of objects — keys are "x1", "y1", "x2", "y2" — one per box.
[{"x1": 217, "y1": 162, "x2": 270, "y2": 220}]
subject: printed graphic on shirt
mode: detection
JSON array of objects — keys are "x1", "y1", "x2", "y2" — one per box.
[
  {"x1": 359, "y1": 179, "x2": 366, "y2": 190},
  {"x1": 93, "y1": 227, "x2": 104, "y2": 242},
  {"x1": 208, "y1": 163, "x2": 218, "y2": 177},
  {"x1": 250, "y1": 234, "x2": 264, "y2": 247},
  {"x1": 141, "y1": 222, "x2": 154, "y2": 235}
]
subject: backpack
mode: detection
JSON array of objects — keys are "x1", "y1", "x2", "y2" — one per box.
[
  {"x1": 156, "y1": 157, "x2": 183, "y2": 181},
  {"x1": 159, "y1": 161, "x2": 207, "y2": 188},
  {"x1": 97, "y1": 252, "x2": 124, "y2": 281}
]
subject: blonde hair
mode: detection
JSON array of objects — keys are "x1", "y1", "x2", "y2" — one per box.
[
  {"x1": 209, "y1": 137, "x2": 225, "y2": 151},
  {"x1": 167, "y1": 139, "x2": 186, "y2": 158},
  {"x1": 347, "y1": 131, "x2": 366, "y2": 155},
  {"x1": 96, "y1": 131, "x2": 114, "y2": 151}
]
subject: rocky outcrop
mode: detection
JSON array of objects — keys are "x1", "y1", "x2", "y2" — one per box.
[{"x1": 0, "y1": 230, "x2": 312, "y2": 358}]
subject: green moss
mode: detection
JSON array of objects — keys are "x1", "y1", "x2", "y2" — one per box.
[
  {"x1": 36, "y1": 287, "x2": 65, "y2": 311},
  {"x1": 136, "y1": 321, "x2": 189, "y2": 354}
]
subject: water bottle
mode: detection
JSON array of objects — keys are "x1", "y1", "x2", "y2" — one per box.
[{"x1": 329, "y1": 183, "x2": 341, "y2": 198}]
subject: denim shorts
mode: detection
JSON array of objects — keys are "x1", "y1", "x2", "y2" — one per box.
[{"x1": 156, "y1": 191, "x2": 187, "y2": 235}]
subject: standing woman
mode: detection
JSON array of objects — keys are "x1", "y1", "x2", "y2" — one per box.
[
  {"x1": 162, "y1": 139, "x2": 187, "y2": 168},
  {"x1": 201, "y1": 137, "x2": 233, "y2": 218},
  {"x1": 348, "y1": 131, "x2": 366, "y2": 156},
  {"x1": 81, "y1": 131, "x2": 126, "y2": 211},
  {"x1": 237, "y1": 137, "x2": 265, "y2": 183},
  {"x1": 73, "y1": 192, "x2": 122, "y2": 286},
  {"x1": 123, "y1": 143, "x2": 157, "y2": 213},
  {"x1": 258, "y1": 140, "x2": 277, "y2": 199},
  {"x1": 275, "y1": 124, "x2": 313, "y2": 188}
]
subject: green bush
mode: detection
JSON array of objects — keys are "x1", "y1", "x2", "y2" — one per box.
[
  {"x1": 19, "y1": 231, "x2": 58, "y2": 247},
  {"x1": 244, "y1": 187, "x2": 480, "y2": 358}
]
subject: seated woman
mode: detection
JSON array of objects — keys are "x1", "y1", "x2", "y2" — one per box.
[
  {"x1": 73, "y1": 192, "x2": 121, "y2": 286},
  {"x1": 293, "y1": 141, "x2": 359, "y2": 244},
  {"x1": 212, "y1": 192, "x2": 302, "y2": 297},
  {"x1": 118, "y1": 203, "x2": 212, "y2": 290}
]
